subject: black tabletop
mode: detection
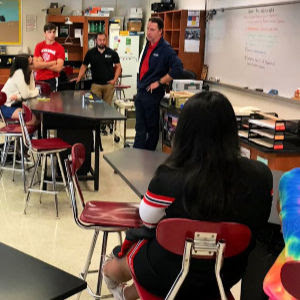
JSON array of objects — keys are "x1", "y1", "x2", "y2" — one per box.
[
  {"x1": 103, "y1": 148, "x2": 168, "y2": 198},
  {"x1": 28, "y1": 90, "x2": 126, "y2": 121},
  {"x1": 0, "y1": 242, "x2": 86, "y2": 300}
]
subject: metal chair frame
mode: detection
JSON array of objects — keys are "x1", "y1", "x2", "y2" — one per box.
[
  {"x1": 64, "y1": 143, "x2": 141, "y2": 299},
  {"x1": 18, "y1": 109, "x2": 70, "y2": 217},
  {"x1": 0, "y1": 100, "x2": 35, "y2": 191}
]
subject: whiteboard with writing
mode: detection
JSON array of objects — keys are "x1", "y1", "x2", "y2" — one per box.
[
  {"x1": 205, "y1": 2, "x2": 300, "y2": 98},
  {"x1": 207, "y1": 0, "x2": 299, "y2": 9}
]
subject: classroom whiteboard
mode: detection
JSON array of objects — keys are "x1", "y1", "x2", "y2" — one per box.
[
  {"x1": 205, "y1": 2, "x2": 300, "y2": 98},
  {"x1": 207, "y1": 0, "x2": 299, "y2": 9}
]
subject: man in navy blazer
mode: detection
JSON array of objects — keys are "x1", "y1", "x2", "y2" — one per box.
[{"x1": 134, "y1": 17, "x2": 183, "y2": 150}]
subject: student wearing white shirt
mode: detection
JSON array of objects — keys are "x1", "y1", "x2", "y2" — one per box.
[{"x1": 1, "y1": 54, "x2": 39, "y2": 125}]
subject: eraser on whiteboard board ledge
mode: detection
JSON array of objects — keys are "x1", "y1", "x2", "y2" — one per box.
[
  {"x1": 255, "y1": 88, "x2": 264, "y2": 92},
  {"x1": 268, "y1": 89, "x2": 278, "y2": 95}
]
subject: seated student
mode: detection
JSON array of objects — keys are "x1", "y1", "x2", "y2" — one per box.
[
  {"x1": 1, "y1": 54, "x2": 39, "y2": 125},
  {"x1": 263, "y1": 168, "x2": 300, "y2": 299},
  {"x1": 102, "y1": 91, "x2": 273, "y2": 300}
]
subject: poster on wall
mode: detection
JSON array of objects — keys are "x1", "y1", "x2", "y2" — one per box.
[
  {"x1": 184, "y1": 28, "x2": 200, "y2": 53},
  {"x1": 0, "y1": 0, "x2": 22, "y2": 45}
]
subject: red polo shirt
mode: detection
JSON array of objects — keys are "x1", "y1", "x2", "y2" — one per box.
[{"x1": 139, "y1": 39, "x2": 160, "y2": 81}]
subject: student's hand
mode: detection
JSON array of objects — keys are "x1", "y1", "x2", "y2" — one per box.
[
  {"x1": 147, "y1": 81, "x2": 160, "y2": 93},
  {"x1": 10, "y1": 94, "x2": 18, "y2": 101},
  {"x1": 107, "y1": 79, "x2": 116, "y2": 86},
  {"x1": 70, "y1": 77, "x2": 78, "y2": 83}
]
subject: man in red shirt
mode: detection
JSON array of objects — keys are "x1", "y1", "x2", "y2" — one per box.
[{"x1": 33, "y1": 23, "x2": 65, "y2": 91}]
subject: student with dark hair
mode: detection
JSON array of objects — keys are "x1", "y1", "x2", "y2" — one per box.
[
  {"x1": 33, "y1": 23, "x2": 65, "y2": 91},
  {"x1": 103, "y1": 91, "x2": 273, "y2": 300},
  {"x1": 1, "y1": 54, "x2": 38, "y2": 125},
  {"x1": 133, "y1": 17, "x2": 183, "y2": 150}
]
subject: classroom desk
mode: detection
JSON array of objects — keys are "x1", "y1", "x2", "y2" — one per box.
[
  {"x1": 0, "y1": 242, "x2": 86, "y2": 300},
  {"x1": 103, "y1": 148, "x2": 168, "y2": 198},
  {"x1": 29, "y1": 90, "x2": 126, "y2": 191}
]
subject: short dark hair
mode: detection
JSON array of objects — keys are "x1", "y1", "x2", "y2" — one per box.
[
  {"x1": 44, "y1": 23, "x2": 56, "y2": 32},
  {"x1": 148, "y1": 17, "x2": 164, "y2": 30},
  {"x1": 96, "y1": 32, "x2": 107, "y2": 39}
]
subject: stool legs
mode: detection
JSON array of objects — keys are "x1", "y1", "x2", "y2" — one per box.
[
  {"x1": 56, "y1": 152, "x2": 69, "y2": 199},
  {"x1": 24, "y1": 153, "x2": 41, "y2": 214},
  {"x1": 50, "y1": 153, "x2": 58, "y2": 218},
  {"x1": 96, "y1": 231, "x2": 108, "y2": 296},
  {"x1": 77, "y1": 230, "x2": 100, "y2": 300}
]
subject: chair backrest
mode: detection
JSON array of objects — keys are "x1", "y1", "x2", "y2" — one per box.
[
  {"x1": 65, "y1": 143, "x2": 95, "y2": 229},
  {"x1": 65, "y1": 143, "x2": 86, "y2": 212},
  {"x1": 63, "y1": 65, "x2": 74, "y2": 76},
  {"x1": 35, "y1": 80, "x2": 51, "y2": 96},
  {"x1": 281, "y1": 261, "x2": 300, "y2": 298},
  {"x1": 180, "y1": 69, "x2": 197, "y2": 80},
  {"x1": 18, "y1": 105, "x2": 33, "y2": 149},
  {"x1": 157, "y1": 218, "x2": 251, "y2": 258},
  {"x1": 0, "y1": 91, "x2": 7, "y2": 106},
  {"x1": 156, "y1": 218, "x2": 251, "y2": 300},
  {"x1": 0, "y1": 91, "x2": 7, "y2": 123}
]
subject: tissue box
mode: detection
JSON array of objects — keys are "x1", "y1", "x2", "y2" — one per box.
[
  {"x1": 172, "y1": 80, "x2": 203, "y2": 93},
  {"x1": 169, "y1": 91, "x2": 195, "y2": 108},
  {"x1": 129, "y1": 8, "x2": 143, "y2": 19},
  {"x1": 44, "y1": 3, "x2": 65, "y2": 15},
  {"x1": 127, "y1": 21, "x2": 142, "y2": 32}
]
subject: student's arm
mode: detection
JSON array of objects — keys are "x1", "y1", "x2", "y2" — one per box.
[
  {"x1": 33, "y1": 56, "x2": 56, "y2": 70},
  {"x1": 74, "y1": 64, "x2": 88, "y2": 83},
  {"x1": 48, "y1": 58, "x2": 64, "y2": 73},
  {"x1": 107, "y1": 63, "x2": 121, "y2": 85}
]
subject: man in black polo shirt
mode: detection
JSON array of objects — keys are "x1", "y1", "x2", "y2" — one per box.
[
  {"x1": 76, "y1": 32, "x2": 121, "y2": 134},
  {"x1": 76, "y1": 32, "x2": 121, "y2": 106}
]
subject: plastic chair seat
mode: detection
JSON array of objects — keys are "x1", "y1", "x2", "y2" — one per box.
[
  {"x1": 31, "y1": 138, "x2": 71, "y2": 151},
  {"x1": 80, "y1": 201, "x2": 141, "y2": 228},
  {"x1": 0, "y1": 124, "x2": 36, "y2": 134}
]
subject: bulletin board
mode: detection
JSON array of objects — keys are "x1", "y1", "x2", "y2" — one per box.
[
  {"x1": 0, "y1": 0, "x2": 22, "y2": 45},
  {"x1": 204, "y1": 1, "x2": 300, "y2": 98}
]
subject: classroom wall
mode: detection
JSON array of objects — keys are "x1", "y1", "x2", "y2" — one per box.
[{"x1": 5, "y1": 0, "x2": 150, "y2": 55}]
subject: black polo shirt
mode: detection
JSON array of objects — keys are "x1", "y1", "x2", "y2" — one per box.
[{"x1": 83, "y1": 47, "x2": 120, "y2": 85}]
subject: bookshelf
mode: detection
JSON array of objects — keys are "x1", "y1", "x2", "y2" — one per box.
[
  {"x1": 46, "y1": 15, "x2": 109, "y2": 64},
  {"x1": 151, "y1": 10, "x2": 206, "y2": 79}
]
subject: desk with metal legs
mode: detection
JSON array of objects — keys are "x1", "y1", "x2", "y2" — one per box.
[
  {"x1": 103, "y1": 148, "x2": 168, "y2": 198},
  {"x1": 29, "y1": 90, "x2": 126, "y2": 191},
  {"x1": 0, "y1": 242, "x2": 86, "y2": 300}
]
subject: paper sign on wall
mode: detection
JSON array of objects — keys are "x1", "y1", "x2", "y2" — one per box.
[{"x1": 187, "y1": 10, "x2": 200, "y2": 27}]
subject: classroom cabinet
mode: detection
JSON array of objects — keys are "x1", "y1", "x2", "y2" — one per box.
[
  {"x1": 151, "y1": 10, "x2": 206, "y2": 79},
  {"x1": 46, "y1": 15, "x2": 109, "y2": 64}
]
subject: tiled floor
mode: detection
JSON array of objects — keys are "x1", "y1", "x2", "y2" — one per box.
[{"x1": 0, "y1": 134, "x2": 241, "y2": 299}]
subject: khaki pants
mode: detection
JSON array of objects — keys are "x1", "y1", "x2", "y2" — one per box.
[{"x1": 91, "y1": 83, "x2": 115, "y2": 106}]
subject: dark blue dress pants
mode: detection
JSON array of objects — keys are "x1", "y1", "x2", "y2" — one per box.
[{"x1": 133, "y1": 88, "x2": 164, "y2": 151}]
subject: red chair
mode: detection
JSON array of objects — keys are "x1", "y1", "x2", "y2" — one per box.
[
  {"x1": 281, "y1": 261, "x2": 300, "y2": 298},
  {"x1": 63, "y1": 65, "x2": 74, "y2": 76},
  {"x1": 64, "y1": 143, "x2": 142, "y2": 298},
  {"x1": 35, "y1": 80, "x2": 51, "y2": 95},
  {"x1": 129, "y1": 218, "x2": 251, "y2": 300},
  {"x1": 18, "y1": 105, "x2": 71, "y2": 217},
  {"x1": 0, "y1": 101, "x2": 36, "y2": 191}
]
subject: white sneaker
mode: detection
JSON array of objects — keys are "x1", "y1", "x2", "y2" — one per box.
[{"x1": 110, "y1": 283, "x2": 125, "y2": 300}]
